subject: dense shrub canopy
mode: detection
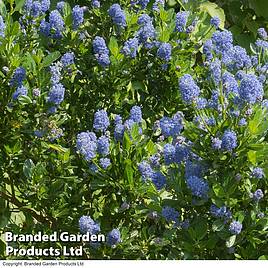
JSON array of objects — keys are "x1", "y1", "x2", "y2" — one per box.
[{"x1": 0, "y1": 0, "x2": 267, "y2": 260}]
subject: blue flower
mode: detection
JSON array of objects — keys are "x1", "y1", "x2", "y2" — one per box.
[
  {"x1": 222, "y1": 72, "x2": 238, "y2": 96},
  {"x1": 72, "y1": 5, "x2": 84, "y2": 30},
  {"x1": 159, "y1": 112, "x2": 184, "y2": 138},
  {"x1": 229, "y1": 220, "x2": 242, "y2": 235},
  {"x1": 149, "y1": 154, "x2": 161, "y2": 167},
  {"x1": 203, "y1": 39, "x2": 213, "y2": 61},
  {"x1": 76, "y1": 132, "x2": 97, "y2": 162},
  {"x1": 97, "y1": 135, "x2": 110, "y2": 156},
  {"x1": 96, "y1": 53, "x2": 110, "y2": 67},
  {"x1": 93, "y1": 109, "x2": 110, "y2": 132},
  {"x1": 137, "y1": 14, "x2": 152, "y2": 25},
  {"x1": 175, "y1": 11, "x2": 189, "y2": 32},
  {"x1": 107, "y1": 229, "x2": 121, "y2": 246},
  {"x1": 130, "y1": 105, "x2": 142, "y2": 123},
  {"x1": 92, "y1": 0, "x2": 100, "y2": 8},
  {"x1": 152, "y1": 171, "x2": 166, "y2": 190},
  {"x1": 225, "y1": 46, "x2": 251, "y2": 71},
  {"x1": 10, "y1": 67, "x2": 26, "y2": 87},
  {"x1": 211, "y1": 137, "x2": 222, "y2": 150},
  {"x1": 253, "y1": 189, "x2": 264, "y2": 201},
  {"x1": 136, "y1": 20, "x2": 156, "y2": 44},
  {"x1": 0, "y1": 15, "x2": 5, "y2": 38},
  {"x1": 238, "y1": 74, "x2": 263, "y2": 104},
  {"x1": 137, "y1": 0, "x2": 150, "y2": 9},
  {"x1": 196, "y1": 97, "x2": 207, "y2": 109},
  {"x1": 49, "y1": 10, "x2": 65, "y2": 38},
  {"x1": 41, "y1": 0, "x2": 50, "y2": 13},
  {"x1": 212, "y1": 30, "x2": 233, "y2": 54},
  {"x1": 56, "y1": 1, "x2": 65, "y2": 12},
  {"x1": 99, "y1": 158, "x2": 111, "y2": 169},
  {"x1": 31, "y1": 1, "x2": 41, "y2": 17},
  {"x1": 114, "y1": 122, "x2": 124, "y2": 141},
  {"x1": 50, "y1": 63, "x2": 62, "y2": 84},
  {"x1": 157, "y1": 43, "x2": 172, "y2": 61},
  {"x1": 122, "y1": 37, "x2": 139, "y2": 58},
  {"x1": 152, "y1": 0, "x2": 165, "y2": 12},
  {"x1": 61, "y1": 52, "x2": 74, "y2": 67},
  {"x1": 210, "y1": 16, "x2": 220, "y2": 28},
  {"x1": 186, "y1": 176, "x2": 209, "y2": 198},
  {"x1": 12, "y1": 85, "x2": 28, "y2": 100},
  {"x1": 256, "y1": 39, "x2": 268, "y2": 49},
  {"x1": 92, "y1": 36, "x2": 110, "y2": 67},
  {"x1": 138, "y1": 161, "x2": 154, "y2": 180},
  {"x1": 163, "y1": 144, "x2": 175, "y2": 165},
  {"x1": 209, "y1": 59, "x2": 221, "y2": 85},
  {"x1": 179, "y1": 74, "x2": 200, "y2": 104},
  {"x1": 257, "y1": 28, "x2": 267, "y2": 40},
  {"x1": 108, "y1": 4, "x2": 126, "y2": 28},
  {"x1": 251, "y1": 167, "x2": 265, "y2": 179},
  {"x1": 47, "y1": 83, "x2": 65, "y2": 105},
  {"x1": 79, "y1": 216, "x2": 100, "y2": 234},
  {"x1": 221, "y1": 130, "x2": 237, "y2": 152},
  {"x1": 210, "y1": 205, "x2": 232, "y2": 219},
  {"x1": 162, "y1": 206, "x2": 179, "y2": 222},
  {"x1": 40, "y1": 19, "x2": 50, "y2": 36},
  {"x1": 174, "y1": 143, "x2": 190, "y2": 163},
  {"x1": 238, "y1": 118, "x2": 247, "y2": 127}
]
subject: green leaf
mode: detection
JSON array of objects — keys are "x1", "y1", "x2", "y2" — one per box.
[
  {"x1": 23, "y1": 159, "x2": 35, "y2": 179},
  {"x1": 41, "y1": 51, "x2": 61, "y2": 68},
  {"x1": 108, "y1": 37, "x2": 119, "y2": 57},
  {"x1": 194, "y1": 218, "x2": 207, "y2": 240},
  {"x1": 212, "y1": 219, "x2": 225, "y2": 232},
  {"x1": 124, "y1": 159, "x2": 134, "y2": 188},
  {"x1": 14, "y1": 0, "x2": 25, "y2": 12},
  {"x1": 258, "y1": 255, "x2": 268, "y2": 260},
  {"x1": 199, "y1": 1, "x2": 225, "y2": 29},
  {"x1": 247, "y1": 150, "x2": 256, "y2": 165},
  {"x1": 18, "y1": 95, "x2": 32, "y2": 105},
  {"x1": 213, "y1": 183, "x2": 225, "y2": 198},
  {"x1": 226, "y1": 235, "x2": 236, "y2": 248},
  {"x1": 146, "y1": 140, "x2": 156, "y2": 154}
]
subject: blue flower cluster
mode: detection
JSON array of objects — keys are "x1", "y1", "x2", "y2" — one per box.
[
  {"x1": 108, "y1": 4, "x2": 126, "y2": 28},
  {"x1": 0, "y1": 15, "x2": 5, "y2": 38},
  {"x1": 10, "y1": 67, "x2": 28, "y2": 100},
  {"x1": 47, "y1": 61, "x2": 65, "y2": 106},
  {"x1": 186, "y1": 175, "x2": 209, "y2": 199},
  {"x1": 93, "y1": 36, "x2": 110, "y2": 67},
  {"x1": 210, "y1": 205, "x2": 232, "y2": 220},
  {"x1": 157, "y1": 43, "x2": 172, "y2": 62},
  {"x1": 92, "y1": 0, "x2": 100, "y2": 8},
  {"x1": 107, "y1": 229, "x2": 121, "y2": 246},
  {"x1": 221, "y1": 130, "x2": 237, "y2": 152},
  {"x1": 61, "y1": 52, "x2": 75, "y2": 67},
  {"x1": 253, "y1": 189, "x2": 264, "y2": 201},
  {"x1": 122, "y1": 37, "x2": 139, "y2": 58},
  {"x1": 79, "y1": 216, "x2": 100, "y2": 234},
  {"x1": 176, "y1": 11, "x2": 189, "y2": 32},
  {"x1": 40, "y1": 10, "x2": 64, "y2": 38},
  {"x1": 229, "y1": 220, "x2": 242, "y2": 235},
  {"x1": 159, "y1": 112, "x2": 184, "y2": 137},
  {"x1": 251, "y1": 167, "x2": 265, "y2": 179},
  {"x1": 72, "y1": 5, "x2": 84, "y2": 30},
  {"x1": 178, "y1": 74, "x2": 200, "y2": 104},
  {"x1": 93, "y1": 109, "x2": 110, "y2": 132},
  {"x1": 76, "y1": 131, "x2": 97, "y2": 162},
  {"x1": 162, "y1": 206, "x2": 180, "y2": 223},
  {"x1": 210, "y1": 16, "x2": 220, "y2": 28}
]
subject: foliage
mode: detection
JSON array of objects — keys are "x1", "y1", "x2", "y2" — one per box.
[{"x1": 0, "y1": 0, "x2": 267, "y2": 260}]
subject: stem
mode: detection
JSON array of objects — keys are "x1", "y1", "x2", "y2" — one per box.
[{"x1": 0, "y1": 191, "x2": 55, "y2": 226}]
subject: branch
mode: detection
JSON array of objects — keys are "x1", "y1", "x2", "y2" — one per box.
[{"x1": 0, "y1": 191, "x2": 55, "y2": 226}]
